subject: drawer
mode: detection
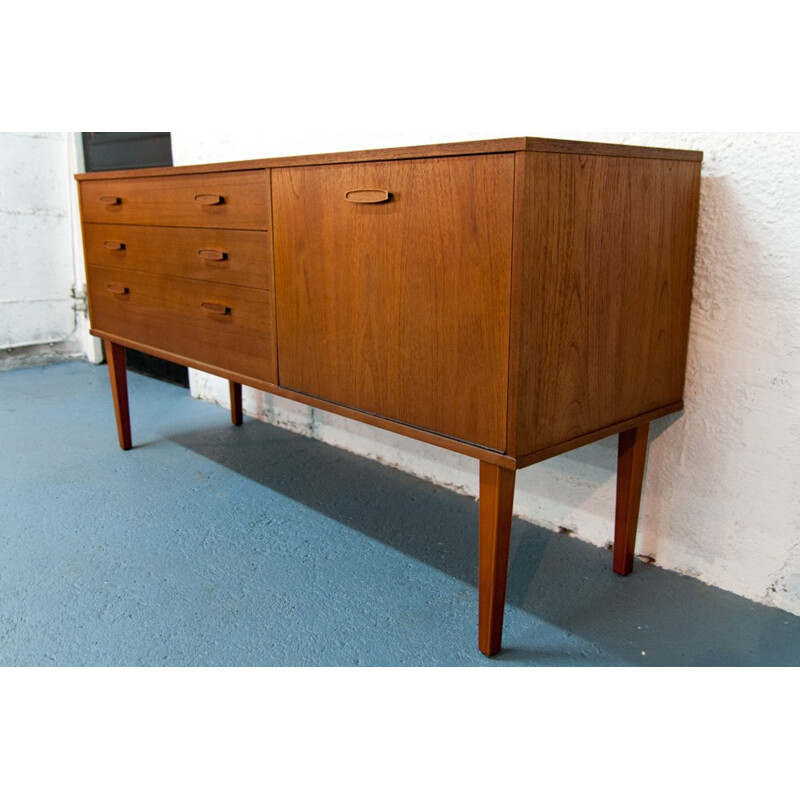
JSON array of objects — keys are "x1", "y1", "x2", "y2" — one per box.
[
  {"x1": 79, "y1": 170, "x2": 269, "y2": 230},
  {"x1": 87, "y1": 265, "x2": 276, "y2": 383},
  {"x1": 82, "y1": 224, "x2": 272, "y2": 290}
]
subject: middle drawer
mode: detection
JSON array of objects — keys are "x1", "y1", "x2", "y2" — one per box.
[{"x1": 83, "y1": 224, "x2": 272, "y2": 290}]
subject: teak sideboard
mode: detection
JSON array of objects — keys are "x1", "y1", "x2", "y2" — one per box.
[{"x1": 75, "y1": 137, "x2": 702, "y2": 656}]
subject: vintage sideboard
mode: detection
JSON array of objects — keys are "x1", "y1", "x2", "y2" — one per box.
[{"x1": 75, "y1": 137, "x2": 702, "y2": 656}]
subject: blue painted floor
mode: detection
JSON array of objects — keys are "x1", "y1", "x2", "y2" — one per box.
[{"x1": 1, "y1": 360, "x2": 798, "y2": 666}]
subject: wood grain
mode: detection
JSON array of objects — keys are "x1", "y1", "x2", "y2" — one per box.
[
  {"x1": 79, "y1": 170, "x2": 270, "y2": 230},
  {"x1": 88, "y1": 331, "x2": 520, "y2": 469},
  {"x1": 87, "y1": 265, "x2": 276, "y2": 384},
  {"x1": 229, "y1": 381, "x2": 243, "y2": 426},
  {"x1": 105, "y1": 340, "x2": 132, "y2": 450},
  {"x1": 613, "y1": 423, "x2": 650, "y2": 575},
  {"x1": 514, "y1": 401, "x2": 681, "y2": 468},
  {"x1": 478, "y1": 461, "x2": 516, "y2": 656},
  {"x1": 75, "y1": 136, "x2": 700, "y2": 182},
  {"x1": 82, "y1": 224, "x2": 272, "y2": 290},
  {"x1": 509, "y1": 151, "x2": 701, "y2": 458},
  {"x1": 272, "y1": 154, "x2": 515, "y2": 450}
]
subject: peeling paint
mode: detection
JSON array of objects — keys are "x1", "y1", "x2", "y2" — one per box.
[{"x1": 765, "y1": 541, "x2": 800, "y2": 603}]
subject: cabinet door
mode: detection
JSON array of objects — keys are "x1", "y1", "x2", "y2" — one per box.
[{"x1": 272, "y1": 154, "x2": 514, "y2": 451}]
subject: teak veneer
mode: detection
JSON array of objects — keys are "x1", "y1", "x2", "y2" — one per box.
[{"x1": 76, "y1": 137, "x2": 702, "y2": 656}]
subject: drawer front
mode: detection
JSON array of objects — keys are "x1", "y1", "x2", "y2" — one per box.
[
  {"x1": 79, "y1": 170, "x2": 269, "y2": 230},
  {"x1": 87, "y1": 265, "x2": 276, "y2": 383},
  {"x1": 272, "y1": 154, "x2": 514, "y2": 451},
  {"x1": 82, "y1": 224, "x2": 272, "y2": 290}
]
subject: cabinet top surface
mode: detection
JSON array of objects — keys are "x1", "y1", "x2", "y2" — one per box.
[{"x1": 75, "y1": 136, "x2": 703, "y2": 180}]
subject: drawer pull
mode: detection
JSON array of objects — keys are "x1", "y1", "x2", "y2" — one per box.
[
  {"x1": 103, "y1": 240, "x2": 125, "y2": 251},
  {"x1": 99, "y1": 195, "x2": 121, "y2": 205},
  {"x1": 344, "y1": 189, "x2": 392, "y2": 204},
  {"x1": 194, "y1": 193, "x2": 224, "y2": 206},
  {"x1": 197, "y1": 249, "x2": 227, "y2": 262},
  {"x1": 201, "y1": 302, "x2": 230, "y2": 315},
  {"x1": 106, "y1": 283, "x2": 129, "y2": 295}
]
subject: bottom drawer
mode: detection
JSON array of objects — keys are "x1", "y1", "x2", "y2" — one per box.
[{"x1": 87, "y1": 265, "x2": 276, "y2": 383}]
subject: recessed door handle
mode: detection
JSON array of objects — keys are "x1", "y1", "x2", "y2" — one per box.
[
  {"x1": 103, "y1": 240, "x2": 125, "y2": 250},
  {"x1": 197, "y1": 249, "x2": 227, "y2": 262},
  {"x1": 201, "y1": 302, "x2": 230, "y2": 315},
  {"x1": 344, "y1": 189, "x2": 392, "y2": 204},
  {"x1": 106, "y1": 283, "x2": 129, "y2": 295},
  {"x1": 194, "y1": 194, "x2": 224, "y2": 206},
  {"x1": 99, "y1": 196, "x2": 121, "y2": 205}
]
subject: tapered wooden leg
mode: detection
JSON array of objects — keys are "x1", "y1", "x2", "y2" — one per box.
[
  {"x1": 229, "y1": 381, "x2": 243, "y2": 426},
  {"x1": 478, "y1": 461, "x2": 516, "y2": 656},
  {"x1": 105, "y1": 340, "x2": 132, "y2": 451},
  {"x1": 613, "y1": 422, "x2": 650, "y2": 575}
]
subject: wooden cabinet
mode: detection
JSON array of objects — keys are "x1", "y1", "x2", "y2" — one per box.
[{"x1": 76, "y1": 137, "x2": 702, "y2": 656}]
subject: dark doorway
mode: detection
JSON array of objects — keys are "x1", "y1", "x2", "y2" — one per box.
[{"x1": 82, "y1": 133, "x2": 189, "y2": 388}]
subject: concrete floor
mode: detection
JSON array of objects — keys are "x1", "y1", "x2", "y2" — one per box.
[{"x1": 1, "y1": 359, "x2": 798, "y2": 666}]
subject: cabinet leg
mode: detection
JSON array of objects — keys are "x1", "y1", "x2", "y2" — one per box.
[
  {"x1": 613, "y1": 422, "x2": 650, "y2": 575},
  {"x1": 478, "y1": 461, "x2": 516, "y2": 656},
  {"x1": 229, "y1": 381, "x2": 243, "y2": 426},
  {"x1": 105, "y1": 340, "x2": 132, "y2": 451}
]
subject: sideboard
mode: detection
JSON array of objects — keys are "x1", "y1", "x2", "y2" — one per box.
[{"x1": 76, "y1": 137, "x2": 702, "y2": 656}]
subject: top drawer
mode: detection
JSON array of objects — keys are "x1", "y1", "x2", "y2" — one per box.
[{"x1": 79, "y1": 170, "x2": 270, "y2": 230}]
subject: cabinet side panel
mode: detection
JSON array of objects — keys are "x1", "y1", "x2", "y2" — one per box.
[{"x1": 515, "y1": 152, "x2": 701, "y2": 456}]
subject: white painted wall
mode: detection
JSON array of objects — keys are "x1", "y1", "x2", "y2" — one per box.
[
  {"x1": 0, "y1": 132, "x2": 97, "y2": 364},
  {"x1": 173, "y1": 131, "x2": 800, "y2": 617}
]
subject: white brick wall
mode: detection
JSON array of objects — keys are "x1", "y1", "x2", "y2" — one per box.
[{"x1": 0, "y1": 133, "x2": 78, "y2": 349}]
